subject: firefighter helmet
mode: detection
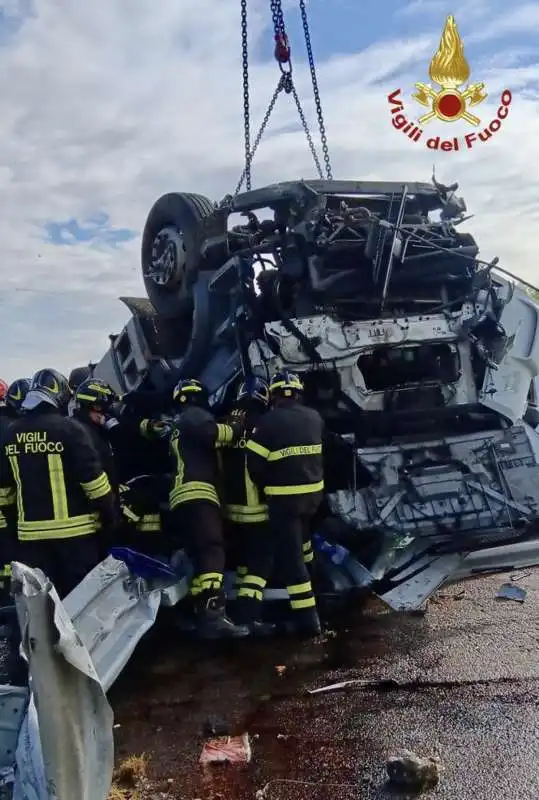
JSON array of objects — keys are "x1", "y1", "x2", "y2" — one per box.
[
  {"x1": 237, "y1": 376, "x2": 270, "y2": 408},
  {"x1": 6, "y1": 378, "x2": 31, "y2": 412},
  {"x1": 269, "y1": 370, "x2": 304, "y2": 398},
  {"x1": 27, "y1": 368, "x2": 71, "y2": 410},
  {"x1": 172, "y1": 378, "x2": 209, "y2": 406},
  {"x1": 74, "y1": 378, "x2": 117, "y2": 412}
]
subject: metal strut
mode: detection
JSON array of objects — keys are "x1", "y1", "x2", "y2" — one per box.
[{"x1": 235, "y1": 0, "x2": 333, "y2": 196}]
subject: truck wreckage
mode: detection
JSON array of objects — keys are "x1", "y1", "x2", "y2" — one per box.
[
  {"x1": 84, "y1": 176, "x2": 539, "y2": 612},
  {"x1": 4, "y1": 182, "x2": 539, "y2": 798}
]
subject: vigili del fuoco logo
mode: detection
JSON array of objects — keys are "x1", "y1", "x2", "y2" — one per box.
[{"x1": 387, "y1": 15, "x2": 512, "y2": 151}]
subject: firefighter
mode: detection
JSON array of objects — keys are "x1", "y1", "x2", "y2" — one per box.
[
  {"x1": 0, "y1": 368, "x2": 119, "y2": 598},
  {"x1": 221, "y1": 376, "x2": 276, "y2": 635},
  {"x1": 72, "y1": 378, "x2": 124, "y2": 556},
  {"x1": 168, "y1": 378, "x2": 249, "y2": 639},
  {"x1": 72, "y1": 378, "x2": 118, "y2": 484},
  {"x1": 246, "y1": 370, "x2": 324, "y2": 637}
]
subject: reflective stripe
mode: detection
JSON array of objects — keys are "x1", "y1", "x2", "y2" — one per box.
[
  {"x1": 121, "y1": 503, "x2": 140, "y2": 522},
  {"x1": 198, "y1": 571, "x2": 223, "y2": 591},
  {"x1": 48, "y1": 454, "x2": 68, "y2": 519},
  {"x1": 81, "y1": 471, "x2": 111, "y2": 500},
  {"x1": 291, "y1": 596, "x2": 316, "y2": 609},
  {"x1": 286, "y1": 579, "x2": 316, "y2": 610},
  {"x1": 170, "y1": 481, "x2": 219, "y2": 508},
  {"x1": 18, "y1": 514, "x2": 98, "y2": 540},
  {"x1": 0, "y1": 487, "x2": 15, "y2": 507},
  {"x1": 237, "y1": 573, "x2": 266, "y2": 602},
  {"x1": 190, "y1": 575, "x2": 202, "y2": 596},
  {"x1": 215, "y1": 423, "x2": 234, "y2": 445},
  {"x1": 0, "y1": 564, "x2": 11, "y2": 577},
  {"x1": 287, "y1": 581, "x2": 312, "y2": 595},
  {"x1": 267, "y1": 444, "x2": 322, "y2": 462},
  {"x1": 265, "y1": 480, "x2": 324, "y2": 496},
  {"x1": 245, "y1": 440, "x2": 270, "y2": 459},
  {"x1": 303, "y1": 540, "x2": 314, "y2": 563},
  {"x1": 8, "y1": 457, "x2": 24, "y2": 521},
  {"x1": 243, "y1": 574, "x2": 265, "y2": 588},
  {"x1": 136, "y1": 514, "x2": 160, "y2": 532},
  {"x1": 0, "y1": 510, "x2": 6, "y2": 529},
  {"x1": 225, "y1": 505, "x2": 269, "y2": 523}
]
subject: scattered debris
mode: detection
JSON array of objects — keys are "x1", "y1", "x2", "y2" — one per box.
[
  {"x1": 511, "y1": 571, "x2": 532, "y2": 582},
  {"x1": 386, "y1": 749, "x2": 442, "y2": 793},
  {"x1": 308, "y1": 679, "x2": 374, "y2": 695},
  {"x1": 432, "y1": 588, "x2": 466, "y2": 603},
  {"x1": 199, "y1": 734, "x2": 252, "y2": 765},
  {"x1": 496, "y1": 583, "x2": 527, "y2": 603}
]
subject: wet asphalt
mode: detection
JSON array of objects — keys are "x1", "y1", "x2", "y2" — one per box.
[{"x1": 111, "y1": 569, "x2": 539, "y2": 799}]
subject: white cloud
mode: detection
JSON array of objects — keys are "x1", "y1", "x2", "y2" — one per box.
[{"x1": 0, "y1": 0, "x2": 538, "y2": 381}]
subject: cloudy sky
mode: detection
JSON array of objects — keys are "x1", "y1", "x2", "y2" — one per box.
[{"x1": 0, "y1": 0, "x2": 538, "y2": 382}]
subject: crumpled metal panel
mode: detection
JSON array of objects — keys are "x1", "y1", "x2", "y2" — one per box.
[
  {"x1": 11, "y1": 562, "x2": 114, "y2": 800},
  {"x1": 480, "y1": 285, "x2": 539, "y2": 423},
  {"x1": 63, "y1": 556, "x2": 188, "y2": 692},
  {"x1": 9, "y1": 557, "x2": 187, "y2": 800},
  {"x1": 329, "y1": 425, "x2": 539, "y2": 540}
]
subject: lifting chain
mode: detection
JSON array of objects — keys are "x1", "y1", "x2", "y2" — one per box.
[
  {"x1": 235, "y1": 0, "x2": 333, "y2": 195},
  {"x1": 234, "y1": 76, "x2": 286, "y2": 196},
  {"x1": 240, "y1": 0, "x2": 251, "y2": 190},
  {"x1": 299, "y1": 0, "x2": 332, "y2": 179}
]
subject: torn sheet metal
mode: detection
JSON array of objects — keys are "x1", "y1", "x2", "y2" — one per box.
[
  {"x1": 11, "y1": 562, "x2": 114, "y2": 800},
  {"x1": 63, "y1": 555, "x2": 189, "y2": 691}
]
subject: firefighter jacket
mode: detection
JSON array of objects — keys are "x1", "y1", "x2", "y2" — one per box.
[
  {"x1": 220, "y1": 408, "x2": 269, "y2": 524},
  {"x1": 0, "y1": 406, "x2": 116, "y2": 541},
  {"x1": 75, "y1": 417, "x2": 119, "y2": 494},
  {"x1": 246, "y1": 401, "x2": 324, "y2": 504},
  {"x1": 169, "y1": 406, "x2": 242, "y2": 510}
]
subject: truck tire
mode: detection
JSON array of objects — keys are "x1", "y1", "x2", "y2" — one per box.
[{"x1": 141, "y1": 192, "x2": 215, "y2": 319}]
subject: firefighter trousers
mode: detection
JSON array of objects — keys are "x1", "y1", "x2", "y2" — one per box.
[
  {"x1": 16, "y1": 534, "x2": 101, "y2": 599},
  {"x1": 266, "y1": 496, "x2": 321, "y2": 623},
  {"x1": 234, "y1": 521, "x2": 274, "y2": 621},
  {"x1": 172, "y1": 500, "x2": 226, "y2": 594}
]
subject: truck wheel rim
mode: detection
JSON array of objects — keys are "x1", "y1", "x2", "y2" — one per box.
[{"x1": 146, "y1": 227, "x2": 187, "y2": 288}]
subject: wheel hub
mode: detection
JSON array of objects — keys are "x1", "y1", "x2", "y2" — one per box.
[{"x1": 146, "y1": 227, "x2": 187, "y2": 287}]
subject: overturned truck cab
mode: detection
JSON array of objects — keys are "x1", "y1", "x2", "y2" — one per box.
[{"x1": 89, "y1": 178, "x2": 539, "y2": 611}]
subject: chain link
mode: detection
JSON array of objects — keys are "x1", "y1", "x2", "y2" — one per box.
[
  {"x1": 234, "y1": 78, "x2": 285, "y2": 196},
  {"x1": 240, "y1": 0, "x2": 251, "y2": 190},
  {"x1": 290, "y1": 84, "x2": 324, "y2": 179},
  {"x1": 299, "y1": 0, "x2": 332, "y2": 179},
  {"x1": 235, "y1": 0, "x2": 332, "y2": 194},
  {"x1": 271, "y1": 0, "x2": 286, "y2": 36}
]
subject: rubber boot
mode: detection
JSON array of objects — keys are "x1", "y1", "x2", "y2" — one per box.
[
  {"x1": 234, "y1": 597, "x2": 276, "y2": 638},
  {"x1": 195, "y1": 590, "x2": 250, "y2": 640},
  {"x1": 284, "y1": 606, "x2": 322, "y2": 639}
]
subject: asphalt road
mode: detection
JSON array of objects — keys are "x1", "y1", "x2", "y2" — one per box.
[{"x1": 111, "y1": 568, "x2": 539, "y2": 799}]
